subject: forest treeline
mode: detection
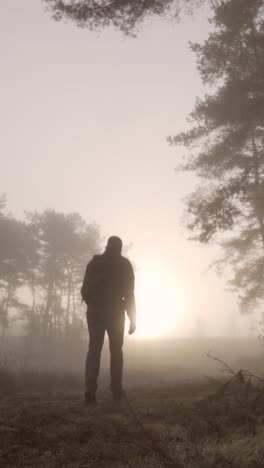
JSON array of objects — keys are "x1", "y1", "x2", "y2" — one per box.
[{"x1": 0, "y1": 195, "x2": 100, "y2": 357}]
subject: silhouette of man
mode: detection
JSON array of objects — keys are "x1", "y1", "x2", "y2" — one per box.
[{"x1": 81, "y1": 236, "x2": 136, "y2": 404}]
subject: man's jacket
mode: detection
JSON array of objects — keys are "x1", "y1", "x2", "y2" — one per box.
[{"x1": 81, "y1": 252, "x2": 136, "y2": 321}]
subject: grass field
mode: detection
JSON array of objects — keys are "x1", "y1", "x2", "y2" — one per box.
[{"x1": 1, "y1": 338, "x2": 264, "y2": 467}]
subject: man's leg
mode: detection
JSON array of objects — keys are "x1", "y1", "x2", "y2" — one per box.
[
  {"x1": 85, "y1": 311, "x2": 105, "y2": 402},
  {"x1": 107, "y1": 312, "x2": 125, "y2": 400}
]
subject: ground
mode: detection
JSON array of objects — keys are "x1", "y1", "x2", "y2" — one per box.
[
  {"x1": 1, "y1": 338, "x2": 264, "y2": 467},
  {"x1": 1, "y1": 374, "x2": 264, "y2": 467}
]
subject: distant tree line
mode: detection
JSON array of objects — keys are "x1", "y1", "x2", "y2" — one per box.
[{"x1": 0, "y1": 197, "x2": 100, "y2": 355}]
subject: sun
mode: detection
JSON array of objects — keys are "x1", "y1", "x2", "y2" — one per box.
[{"x1": 133, "y1": 268, "x2": 183, "y2": 338}]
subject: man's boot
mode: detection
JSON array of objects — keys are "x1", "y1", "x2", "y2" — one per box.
[
  {"x1": 85, "y1": 391, "x2": 97, "y2": 405},
  {"x1": 112, "y1": 388, "x2": 125, "y2": 402}
]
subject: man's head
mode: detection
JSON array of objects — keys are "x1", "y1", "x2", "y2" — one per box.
[{"x1": 105, "y1": 236, "x2": 122, "y2": 256}]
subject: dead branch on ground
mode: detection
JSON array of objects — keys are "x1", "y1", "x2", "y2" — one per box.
[{"x1": 206, "y1": 351, "x2": 264, "y2": 397}]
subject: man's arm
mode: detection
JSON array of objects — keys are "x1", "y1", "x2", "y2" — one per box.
[
  {"x1": 81, "y1": 258, "x2": 94, "y2": 305},
  {"x1": 124, "y1": 260, "x2": 136, "y2": 334}
]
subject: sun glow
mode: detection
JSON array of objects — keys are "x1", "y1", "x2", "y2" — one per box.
[{"x1": 134, "y1": 268, "x2": 184, "y2": 338}]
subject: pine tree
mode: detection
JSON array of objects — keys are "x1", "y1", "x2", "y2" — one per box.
[
  {"x1": 25, "y1": 210, "x2": 100, "y2": 350},
  {"x1": 43, "y1": 0, "x2": 204, "y2": 35},
  {"x1": 0, "y1": 203, "x2": 101, "y2": 352},
  {"x1": 0, "y1": 215, "x2": 31, "y2": 337},
  {"x1": 169, "y1": 0, "x2": 264, "y2": 313}
]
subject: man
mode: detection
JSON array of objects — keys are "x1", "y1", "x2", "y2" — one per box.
[{"x1": 81, "y1": 236, "x2": 136, "y2": 404}]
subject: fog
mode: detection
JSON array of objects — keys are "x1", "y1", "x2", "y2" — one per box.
[{"x1": 1, "y1": 1, "x2": 259, "y2": 343}]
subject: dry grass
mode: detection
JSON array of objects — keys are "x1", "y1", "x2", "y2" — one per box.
[
  {"x1": 1, "y1": 367, "x2": 264, "y2": 468},
  {"x1": 0, "y1": 337, "x2": 263, "y2": 467}
]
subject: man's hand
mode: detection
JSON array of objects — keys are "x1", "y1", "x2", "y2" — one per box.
[{"x1": 128, "y1": 321, "x2": 136, "y2": 335}]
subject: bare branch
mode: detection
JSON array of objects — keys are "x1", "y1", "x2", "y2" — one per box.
[{"x1": 206, "y1": 351, "x2": 237, "y2": 377}]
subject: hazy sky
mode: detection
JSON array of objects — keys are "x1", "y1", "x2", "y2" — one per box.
[{"x1": 1, "y1": 1, "x2": 250, "y2": 336}]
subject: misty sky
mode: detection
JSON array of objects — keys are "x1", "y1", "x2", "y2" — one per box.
[{"x1": 1, "y1": 1, "x2": 251, "y2": 336}]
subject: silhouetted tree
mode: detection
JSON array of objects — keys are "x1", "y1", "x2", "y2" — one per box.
[
  {"x1": 0, "y1": 201, "x2": 101, "y2": 358},
  {"x1": 0, "y1": 214, "x2": 32, "y2": 337},
  {"x1": 25, "y1": 210, "x2": 100, "y2": 350},
  {"x1": 169, "y1": 0, "x2": 264, "y2": 313},
  {"x1": 43, "y1": 0, "x2": 205, "y2": 35}
]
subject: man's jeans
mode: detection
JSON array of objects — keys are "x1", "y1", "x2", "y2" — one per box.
[{"x1": 85, "y1": 307, "x2": 125, "y2": 395}]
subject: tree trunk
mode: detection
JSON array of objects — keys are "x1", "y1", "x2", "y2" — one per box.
[{"x1": 251, "y1": 130, "x2": 264, "y2": 247}]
